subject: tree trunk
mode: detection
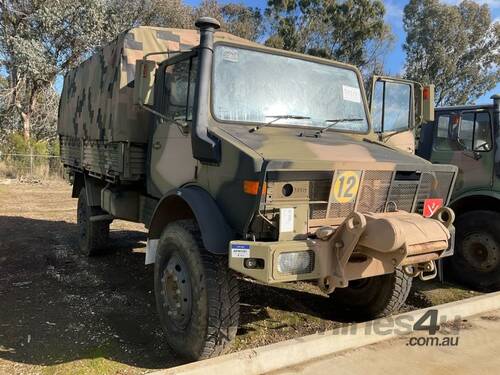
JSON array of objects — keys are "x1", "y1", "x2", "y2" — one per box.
[
  {"x1": 21, "y1": 85, "x2": 37, "y2": 142},
  {"x1": 21, "y1": 111, "x2": 30, "y2": 141}
]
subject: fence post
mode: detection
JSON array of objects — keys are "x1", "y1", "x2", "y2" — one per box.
[{"x1": 30, "y1": 147, "x2": 34, "y2": 177}]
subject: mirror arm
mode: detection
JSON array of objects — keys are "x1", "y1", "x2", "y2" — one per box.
[
  {"x1": 138, "y1": 103, "x2": 169, "y2": 122},
  {"x1": 138, "y1": 103, "x2": 189, "y2": 134}
]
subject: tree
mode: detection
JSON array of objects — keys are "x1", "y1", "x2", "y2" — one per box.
[
  {"x1": 403, "y1": 0, "x2": 500, "y2": 106},
  {"x1": 138, "y1": 0, "x2": 194, "y2": 29},
  {"x1": 265, "y1": 0, "x2": 393, "y2": 71},
  {"x1": 194, "y1": 0, "x2": 264, "y2": 41},
  {"x1": 0, "y1": 0, "x2": 143, "y2": 141}
]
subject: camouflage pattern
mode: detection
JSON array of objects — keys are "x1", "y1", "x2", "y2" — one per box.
[{"x1": 58, "y1": 27, "x2": 255, "y2": 143}]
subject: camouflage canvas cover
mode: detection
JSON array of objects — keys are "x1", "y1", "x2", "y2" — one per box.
[{"x1": 58, "y1": 26, "x2": 200, "y2": 143}]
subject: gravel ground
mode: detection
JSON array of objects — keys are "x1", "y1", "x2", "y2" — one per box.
[{"x1": 0, "y1": 180, "x2": 480, "y2": 375}]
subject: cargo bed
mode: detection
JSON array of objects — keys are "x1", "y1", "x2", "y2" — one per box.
[{"x1": 60, "y1": 136, "x2": 146, "y2": 181}]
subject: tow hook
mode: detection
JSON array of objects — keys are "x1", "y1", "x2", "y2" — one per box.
[{"x1": 403, "y1": 261, "x2": 437, "y2": 281}]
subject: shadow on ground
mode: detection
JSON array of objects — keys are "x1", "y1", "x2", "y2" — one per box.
[
  {"x1": 0, "y1": 215, "x2": 477, "y2": 371},
  {"x1": 0, "y1": 216, "x2": 357, "y2": 370},
  {"x1": 0, "y1": 215, "x2": 181, "y2": 370}
]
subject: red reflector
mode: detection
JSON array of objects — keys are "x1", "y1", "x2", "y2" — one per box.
[
  {"x1": 423, "y1": 87, "x2": 430, "y2": 101},
  {"x1": 423, "y1": 198, "x2": 443, "y2": 218},
  {"x1": 243, "y1": 180, "x2": 266, "y2": 196}
]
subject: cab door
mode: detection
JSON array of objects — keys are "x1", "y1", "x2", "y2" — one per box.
[
  {"x1": 429, "y1": 110, "x2": 494, "y2": 195},
  {"x1": 149, "y1": 53, "x2": 199, "y2": 195},
  {"x1": 370, "y1": 77, "x2": 416, "y2": 153}
]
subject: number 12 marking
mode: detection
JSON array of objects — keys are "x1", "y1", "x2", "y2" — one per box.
[{"x1": 332, "y1": 171, "x2": 361, "y2": 203}]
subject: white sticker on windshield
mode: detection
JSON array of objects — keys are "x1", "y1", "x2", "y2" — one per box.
[
  {"x1": 342, "y1": 85, "x2": 361, "y2": 103},
  {"x1": 222, "y1": 48, "x2": 239, "y2": 62}
]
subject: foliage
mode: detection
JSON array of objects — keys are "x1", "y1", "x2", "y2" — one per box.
[
  {"x1": 403, "y1": 0, "x2": 500, "y2": 106},
  {"x1": 139, "y1": 0, "x2": 195, "y2": 29},
  {"x1": 0, "y1": 0, "x2": 144, "y2": 141},
  {"x1": 264, "y1": 0, "x2": 393, "y2": 72},
  {"x1": 0, "y1": 132, "x2": 58, "y2": 156},
  {"x1": 194, "y1": 0, "x2": 264, "y2": 41}
]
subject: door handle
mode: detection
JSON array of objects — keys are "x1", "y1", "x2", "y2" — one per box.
[
  {"x1": 463, "y1": 150, "x2": 481, "y2": 160},
  {"x1": 153, "y1": 141, "x2": 162, "y2": 150}
]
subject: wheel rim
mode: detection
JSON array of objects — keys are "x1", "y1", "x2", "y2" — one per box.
[
  {"x1": 161, "y1": 251, "x2": 193, "y2": 329},
  {"x1": 462, "y1": 232, "x2": 499, "y2": 272}
]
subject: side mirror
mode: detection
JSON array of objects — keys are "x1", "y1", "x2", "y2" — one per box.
[
  {"x1": 370, "y1": 76, "x2": 414, "y2": 133},
  {"x1": 133, "y1": 60, "x2": 156, "y2": 106}
]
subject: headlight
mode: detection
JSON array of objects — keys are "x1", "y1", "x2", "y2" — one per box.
[{"x1": 277, "y1": 251, "x2": 314, "y2": 275}]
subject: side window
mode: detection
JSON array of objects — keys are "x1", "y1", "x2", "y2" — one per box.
[
  {"x1": 434, "y1": 114, "x2": 460, "y2": 151},
  {"x1": 473, "y1": 112, "x2": 492, "y2": 151},
  {"x1": 164, "y1": 56, "x2": 198, "y2": 121},
  {"x1": 458, "y1": 113, "x2": 474, "y2": 150},
  {"x1": 457, "y1": 112, "x2": 492, "y2": 152},
  {"x1": 383, "y1": 82, "x2": 411, "y2": 132},
  {"x1": 187, "y1": 58, "x2": 198, "y2": 121},
  {"x1": 436, "y1": 115, "x2": 450, "y2": 138},
  {"x1": 371, "y1": 81, "x2": 412, "y2": 133}
]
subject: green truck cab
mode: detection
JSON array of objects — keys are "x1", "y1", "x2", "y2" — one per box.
[
  {"x1": 417, "y1": 95, "x2": 500, "y2": 290},
  {"x1": 58, "y1": 18, "x2": 458, "y2": 360}
]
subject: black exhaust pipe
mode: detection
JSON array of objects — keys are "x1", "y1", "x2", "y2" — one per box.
[{"x1": 191, "y1": 17, "x2": 221, "y2": 163}]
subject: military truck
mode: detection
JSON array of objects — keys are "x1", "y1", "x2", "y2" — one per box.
[
  {"x1": 58, "y1": 17, "x2": 458, "y2": 360},
  {"x1": 417, "y1": 95, "x2": 500, "y2": 290}
]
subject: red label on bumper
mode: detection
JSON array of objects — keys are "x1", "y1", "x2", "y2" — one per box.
[{"x1": 423, "y1": 198, "x2": 443, "y2": 218}]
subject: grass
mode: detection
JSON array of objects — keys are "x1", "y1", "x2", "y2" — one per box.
[
  {"x1": 411, "y1": 279, "x2": 479, "y2": 306},
  {"x1": 40, "y1": 345, "x2": 142, "y2": 375}
]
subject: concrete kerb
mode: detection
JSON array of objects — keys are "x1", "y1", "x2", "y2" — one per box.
[{"x1": 153, "y1": 291, "x2": 500, "y2": 375}]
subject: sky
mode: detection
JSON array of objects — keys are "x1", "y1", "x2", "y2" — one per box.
[{"x1": 186, "y1": 0, "x2": 500, "y2": 104}]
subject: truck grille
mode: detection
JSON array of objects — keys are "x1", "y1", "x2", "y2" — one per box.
[
  {"x1": 388, "y1": 182, "x2": 419, "y2": 212},
  {"x1": 309, "y1": 170, "x2": 454, "y2": 220},
  {"x1": 357, "y1": 171, "x2": 392, "y2": 213}
]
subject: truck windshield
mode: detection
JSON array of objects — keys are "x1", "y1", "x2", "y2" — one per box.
[{"x1": 212, "y1": 45, "x2": 369, "y2": 133}]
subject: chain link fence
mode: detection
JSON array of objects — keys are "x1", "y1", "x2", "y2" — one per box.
[{"x1": 0, "y1": 152, "x2": 64, "y2": 180}]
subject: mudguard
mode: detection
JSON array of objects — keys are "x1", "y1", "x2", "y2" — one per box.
[{"x1": 148, "y1": 185, "x2": 235, "y2": 255}]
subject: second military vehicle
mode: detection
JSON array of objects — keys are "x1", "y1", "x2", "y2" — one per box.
[
  {"x1": 58, "y1": 17, "x2": 458, "y2": 360},
  {"x1": 418, "y1": 95, "x2": 500, "y2": 290}
]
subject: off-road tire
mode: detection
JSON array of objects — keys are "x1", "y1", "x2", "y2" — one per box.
[
  {"x1": 154, "y1": 220, "x2": 239, "y2": 361},
  {"x1": 77, "y1": 188, "x2": 110, "y2": 256},
  {"x1": 448, "y1": 210, "x2": 500, "y2": 291},
  {"x1": 329, "y1": 268, "x2": 412, "y2": 320}
]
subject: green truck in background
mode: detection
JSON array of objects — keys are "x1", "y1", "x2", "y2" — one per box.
[
  {"x1": 58, "y1": 17, "x2": 458, "y2": 360},
  {"x1": 417, "y1": 95, "x2": 500, "y2": 290}
]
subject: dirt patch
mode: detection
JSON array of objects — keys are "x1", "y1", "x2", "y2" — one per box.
[
  {"x1": 0, "y1": 182, "x2": 481, "y2": 374},
  {"x1": 480, "y1": 315, "x2": 500, "y2": 321},
  {"x1": 440, "y1": 318, "x2": 474, "y2": 334}
]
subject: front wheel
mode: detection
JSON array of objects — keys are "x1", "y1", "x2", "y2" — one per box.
[
  {"x1": 154, "y1": 220, "x2": 239, "y2": 361},
  {"x1": 448, "y1": 210, "x2": 500, "y2": 291},
  {"x1": 329, "y1": 268, "x2": 412, "y2": 320}
]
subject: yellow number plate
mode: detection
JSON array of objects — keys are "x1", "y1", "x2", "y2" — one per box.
[{"x1": 331, "y1": 171, "x2": 361, "y2": 203}]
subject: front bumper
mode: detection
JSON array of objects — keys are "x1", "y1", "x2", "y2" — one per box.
[{"x1": 229, "y1": 208, "x2": 455, "y2": 292}]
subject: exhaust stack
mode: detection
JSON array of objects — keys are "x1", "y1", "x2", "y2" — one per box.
[{"x1": 191, "y1": 17, "x2": 221, "y2": 163}]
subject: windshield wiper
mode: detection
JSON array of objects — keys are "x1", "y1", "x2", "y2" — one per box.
[
  {"x1": 249, "y1": 115, "x2": 311, "y2": 133},
  {"x1": 315, "y1": 118, "x2": 364, "y2": 137}
]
